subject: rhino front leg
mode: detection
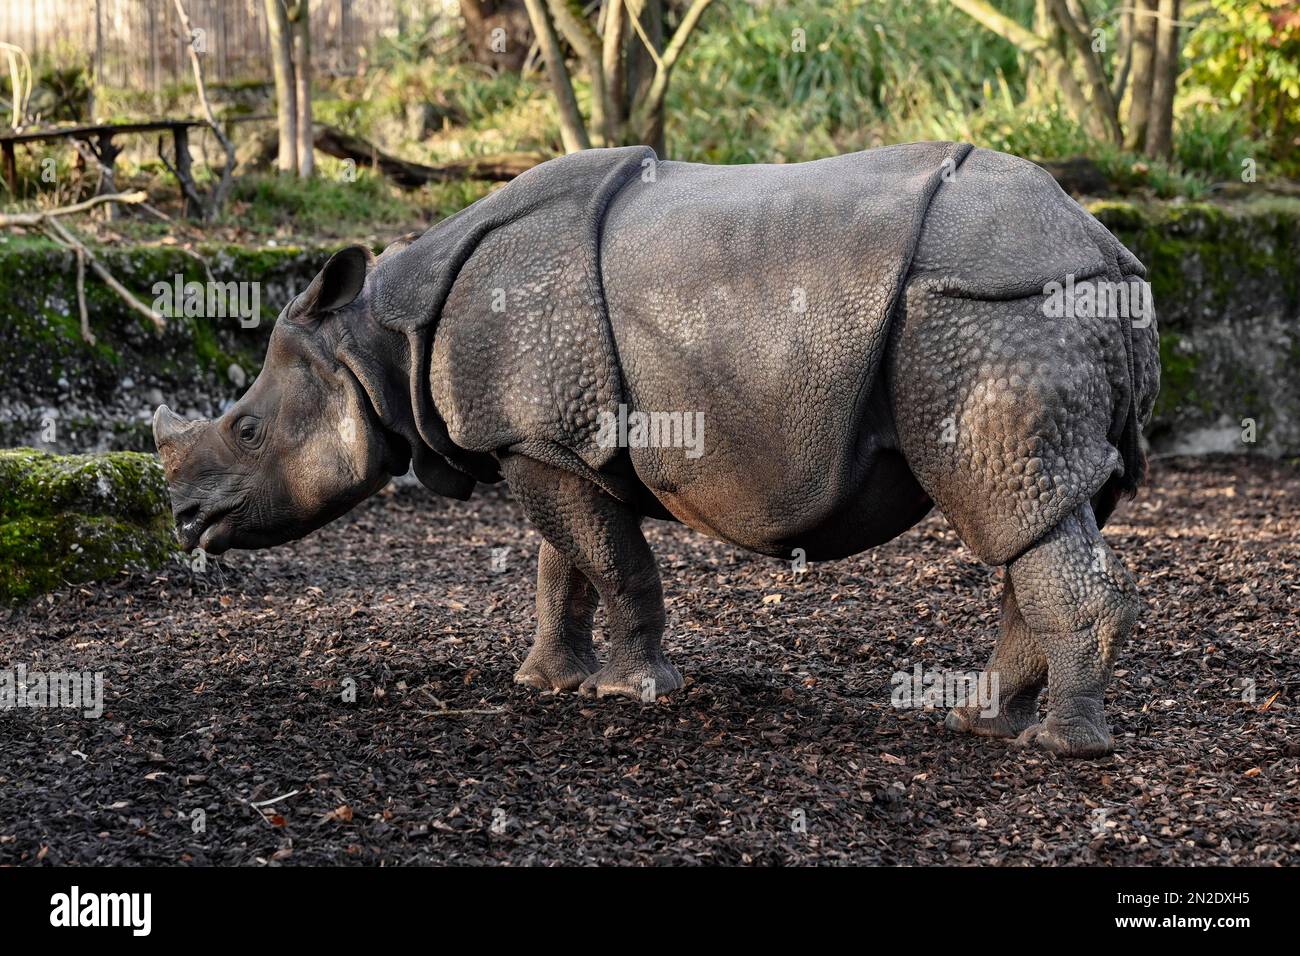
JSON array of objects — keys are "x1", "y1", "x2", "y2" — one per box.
[
  {"x1": 513, "y1": 540, "x2": 600, "y2": 691},
  {"x1": 944, "y1": 576, "x2": 1047, "y2": 739},
  {"x1": 1005, "y1": 503, "x2": 1139, "y2": 757},
  {"x1": 501, "y1": 455, "x2": 682, "y2": 701}
]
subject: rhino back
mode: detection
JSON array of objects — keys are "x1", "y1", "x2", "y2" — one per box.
[
  {"x1": 908, "y1": 146, "x2": 1141, "y2": 295},
  {"x1": 599, "y1": 142, "x2": 969, "y2": 549}
]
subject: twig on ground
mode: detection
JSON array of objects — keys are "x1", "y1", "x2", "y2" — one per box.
[{"x1": 250, "y1": 789, "x2": 301, "y2": 808}]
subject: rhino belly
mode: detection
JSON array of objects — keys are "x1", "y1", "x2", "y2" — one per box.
[{"x1": 631, "y1": 439, "x2": 932, "y2": 560}]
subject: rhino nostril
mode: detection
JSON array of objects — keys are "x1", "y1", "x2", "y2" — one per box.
[{"x1": 174, "y1": 502, "x2": 201, "y2": 526}]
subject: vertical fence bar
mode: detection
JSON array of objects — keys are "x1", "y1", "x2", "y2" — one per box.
[{"x1": 12, "y1": 0, "x2": 408, "y2": 90}]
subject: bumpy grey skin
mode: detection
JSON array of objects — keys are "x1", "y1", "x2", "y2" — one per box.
[{"x1": 154, "y1": 143, "x2": 1158, "y2": 758}]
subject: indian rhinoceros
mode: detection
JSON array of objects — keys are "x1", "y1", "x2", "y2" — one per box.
[{"x1": 153, "y1": 143, "x2": 1159, "y2": 757}]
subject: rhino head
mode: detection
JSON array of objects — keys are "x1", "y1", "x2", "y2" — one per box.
[{"x1": 153, "y1": 246, "x2": 414, "y2": 555}]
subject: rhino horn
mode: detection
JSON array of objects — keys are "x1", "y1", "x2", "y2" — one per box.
[{"x1": 153, "y1": 405, "x2": 208, "y2": 474}]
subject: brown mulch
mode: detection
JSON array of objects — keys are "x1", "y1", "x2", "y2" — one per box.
[{"x1": 1, "y1": 456, "x2": 1296, "y2": 866}]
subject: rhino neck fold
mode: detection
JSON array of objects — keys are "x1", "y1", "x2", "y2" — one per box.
[
  {"x1": 362, "y1": 146, "x2": 657, "y2": 501},
  {"x1": 336, "y1": 319, "x2": 497, "y2": 501}
]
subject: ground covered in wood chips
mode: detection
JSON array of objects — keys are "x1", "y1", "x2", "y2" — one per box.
[{"x1": 1, "y1": 456, "x2": 1296, "y2": 866}]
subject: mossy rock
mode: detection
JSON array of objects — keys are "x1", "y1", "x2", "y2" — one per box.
[
  {"x1": 0, "y1": 448, "x2": 177, "y2": 602},
  {"x1": 1089, "y1": 196, "x2": 1300, "y2": 454}
]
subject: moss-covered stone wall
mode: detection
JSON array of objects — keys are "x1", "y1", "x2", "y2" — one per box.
[
  {"x1": 0, "y1": 236, "x2": 337, "y2": 453},
  {"x1": 0, "y1": 448, "x2": 176, "y2": 602},
  {"x1": 1091, "y1": 196, "x2": 1300, "y2": 455},
  {"x1": 1, "y1": 196, "x2": 1298, "y2": 461}
]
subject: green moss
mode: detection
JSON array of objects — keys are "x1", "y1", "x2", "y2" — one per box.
[
  {"x1": 1086, "y1": 199, "x2": 1148, "y2": 233},
  {"x1": 1153, "y1": 330, "x2": 1209, "y2": 421},
  {"x1": 0, "y1": 449, "x2": 176, "y2": 603},
  {"x1": 1091, "y1": 197, "x2": 1300, "y2": 332},
  {"x1": 0, "y1": 448, "x2": 169, "y2": 521},
  {"x1": 0, "y1": 236, "x2": 334, "y2": 388}
]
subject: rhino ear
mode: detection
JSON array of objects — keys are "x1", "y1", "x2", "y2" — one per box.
[{"x1": 295, "y1": 245, "x2": 372, "y2": 319}]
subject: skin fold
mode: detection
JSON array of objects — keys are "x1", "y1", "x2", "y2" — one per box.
[{"x1": 154, "y1": 143, "x2": 1159, "y2": 758}]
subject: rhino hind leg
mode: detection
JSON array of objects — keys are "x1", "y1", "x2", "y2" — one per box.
[
  {"x1": 1002, "y1": 503, "x2": 1138, "y2": 757},
  {"x1": 502, "y1": 455, "x2": 683, "y2": 701},
  {"x1": 944, "y1": 576, "x2": 1047, "y2": 739},
  {"x1": 514, "y1": 540, "x2": 599, "y2": 692},
  {"x1": 890, "y1": 281, "x2": 1141, "y2": 755}
]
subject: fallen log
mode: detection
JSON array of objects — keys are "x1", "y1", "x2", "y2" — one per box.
[{"x1": 311, "y1": 124, "x2": 544, "y2": 187}]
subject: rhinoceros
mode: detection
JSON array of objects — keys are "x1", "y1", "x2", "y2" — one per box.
[{"x1": 154, "y1": 143, "x2": 1159, "y2": 757}]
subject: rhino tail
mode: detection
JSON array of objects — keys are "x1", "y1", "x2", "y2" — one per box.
[
  {"x1": 1092, "y1": 267, "x2": 1158, "y2": 528},
  {"x1": 1068, "y1": 202, "x2": 1160, "y2": 528}
]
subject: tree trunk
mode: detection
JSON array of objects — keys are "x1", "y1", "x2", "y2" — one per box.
[
  {"x1": 1145, "y1": 0, "x2": 1180, "y2": 159},
  {"x1": 265, "y1": 0, "x2": 297, "y2": 174},
  {"x1": 522, "y1": 0, "x2": 591, "y2": 152},
  {"x1": 1025, "y1": 0, "x2": 1051, "y2": 104},
  {"x1": 1049, "y1": 0, "x2": 1121, "y2": 144},
  {"x1": 544, "y1": 0, "x2": 613, "y2": 147},
  {"x1": 1111, "y1": 1, "x2": 1134, "y2": 106},
  {"x1": 948, "y1": 0, "x2": 1099, "y2": 145},
  {"x1": 172, "y1": 0, "x2": 237, "y2": 218},
  {"x1": 291, "y1": 0, "x2": 313, "y2": 177},
  {"x1": 602, "y1": 0, "x2": 627, "y2": 137},
  {"x1": 1124, "y1": 0, "x2": 1159, "y2": 151},
  {"x1": 625, "y1": 0, "x2": 664, "y2": 151}
]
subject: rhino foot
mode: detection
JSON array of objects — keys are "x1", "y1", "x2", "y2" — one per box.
[
  {"x1": 578, "y1": 658, "x2": 683, "y2": 701},
  {"x1": 944, "y1": 700, "x2": 1038, "y2": 740},
  {"x1": 1011, "y1": 706, "x2": 1113, "y2": 758},
  {"x1": 514, "y1": 645, "x2": 598, "y2": 693}
]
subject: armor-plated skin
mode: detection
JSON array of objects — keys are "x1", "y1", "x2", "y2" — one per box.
[{"x1": 154, "y1": 144, "x2": 1158, "y2": 758}]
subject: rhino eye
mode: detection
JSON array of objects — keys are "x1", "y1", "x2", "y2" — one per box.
[{"x1": 236, "y1": 417, "x2": 260, "y2": 446}]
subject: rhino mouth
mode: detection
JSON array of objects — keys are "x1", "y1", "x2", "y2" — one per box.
[{"x1": 175, "y1": 501, "x2": 236, "y2": 555}]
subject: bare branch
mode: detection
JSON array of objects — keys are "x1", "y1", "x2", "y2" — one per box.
[
  {"x1": 630, "y1": 0, "x2": 715, "y2": 143},
  {"x1": 544, "y1": 0, "x2": 612, "y2": 146},
  {"x1": 947, "y1": 0, "x2": 1049, "y2": 52},
  {"x1": 659, "y1": 0, "x2": 714, "y2": 74},
  {"x1": 1049, "y1": 0, "x2": 1122, "y2": 143},
  {"x1": 40, "y1": 216, "x2": 165, "y2": 330},
  {"x1": 172, "y1": 0, "x2": 237, "y2": 217},
  {"x1": 0, "y1": 190, "x2": 147, "y2": 227},
  {"x1": 626, "y1": 3, "x2": 665, "y2": 72},
  {"x1": 951, "y1": 0, "x2": 1104, "y2": 143},
  {"x1": 74, "y1": 246, "x2": 94, "y2": 345}
]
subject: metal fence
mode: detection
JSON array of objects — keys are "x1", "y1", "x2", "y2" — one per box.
[{"x1": 0, "y1": 0, "x2": 429, "y2": 88}]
